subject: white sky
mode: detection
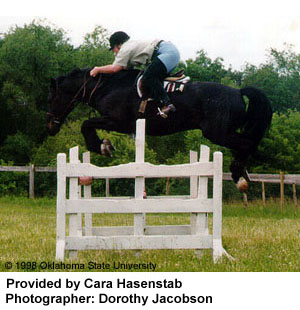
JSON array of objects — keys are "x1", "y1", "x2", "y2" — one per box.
[{"x1": 1, "y1": 0, "x2": 300, "y2": 70}]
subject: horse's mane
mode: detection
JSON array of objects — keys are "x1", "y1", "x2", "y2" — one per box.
[
  {"x1": 66, "y1": 67, "x2": 139, "y2": 81},
  {"x1": 104, "y1": 69, "x2": 141, "y2": 88},
  {"x1": 62, "y1": 67, "x2": 140, "y2": 90}
]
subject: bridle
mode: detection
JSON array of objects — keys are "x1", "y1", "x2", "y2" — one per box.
[{"x1": 47, "y1": 72, "x2": 102, "y2": 125}]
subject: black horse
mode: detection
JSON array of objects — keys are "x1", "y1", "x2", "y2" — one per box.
[{"x1": 47, "y1": 68, "x2": 272, "y2": 191}]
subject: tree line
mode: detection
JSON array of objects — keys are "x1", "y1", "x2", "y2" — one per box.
[{"x1": 0, "y1": 20, "x2": 300, "y2": 199}]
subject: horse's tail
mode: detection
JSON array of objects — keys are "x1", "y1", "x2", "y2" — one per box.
[{"x1": 240, "y1": 87, "x2": 272, "y2": 149}]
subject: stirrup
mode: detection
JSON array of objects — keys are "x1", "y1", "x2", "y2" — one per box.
[{"x1": 157, "y1": 107, "x2": 168, "y2": 118}]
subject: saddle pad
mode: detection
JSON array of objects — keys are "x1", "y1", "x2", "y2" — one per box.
[{"x1": 137, "y1": 75, "x2": 190, "y2": 98}]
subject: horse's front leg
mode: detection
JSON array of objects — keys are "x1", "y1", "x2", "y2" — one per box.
[{"x1": 81, "y1": 117, "x2": 118, "y2": 156}]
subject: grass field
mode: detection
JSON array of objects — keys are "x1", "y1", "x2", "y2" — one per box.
[{"x1": 0, "y1": 197, "x2": 299, "y2": 272}]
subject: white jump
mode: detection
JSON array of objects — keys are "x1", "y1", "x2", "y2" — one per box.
[{"x1": 56, "y1": 119, "x2": 230, "y2": 262}]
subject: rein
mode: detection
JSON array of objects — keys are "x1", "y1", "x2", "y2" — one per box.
[{"x1": 48, "y1": 72, "x2": 102, "y2": 124}]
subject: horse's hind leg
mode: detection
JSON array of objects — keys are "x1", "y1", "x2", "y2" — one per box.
[
  {"x1": 81, "y1": 117, "x2": 119, "y2": 156},
  {"x1": 201, "y1": 124, "x2": 253, "y2": 191},
  {"x1": 230, "y1": 158, "x2": 249, "y2": 191},
  {"x1": 225, "y1": 132, "x2": 256, "y2": 191}
]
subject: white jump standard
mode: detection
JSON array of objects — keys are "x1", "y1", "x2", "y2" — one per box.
[{"x1": 56, "y1": 119, "x2": 231, "y2": 262}]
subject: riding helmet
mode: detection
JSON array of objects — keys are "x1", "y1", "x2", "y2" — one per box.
[{"x1": 109, "y1": 31, "x2": 130, "y2": 50}]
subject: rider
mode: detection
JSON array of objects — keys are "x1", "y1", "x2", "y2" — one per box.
[{"x1": 90, "y1": 31, "x2": 180, "y2": 118}]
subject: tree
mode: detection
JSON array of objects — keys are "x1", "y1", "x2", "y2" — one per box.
[
  {"x1": 253, "y1": 110, "x2": 300, "y2": 173},
  {"x1": 0, "y1": 20, "x2": 76, "y2": 163},
  {"x1": 0, "y1": 19, "x2": 75, "y2": 111},
  {"x1": 182, "y1": 49, "x2": 227, "y2": 82},
  {"x1": 74, "y1": 25, "x2": 113, "y2": 68},
  {"x1": 242, "y1": 45, "x2": 300, "y2": 113},
  {"x1": 82, "y1": 25, "x2": 110, "y2": 49}
]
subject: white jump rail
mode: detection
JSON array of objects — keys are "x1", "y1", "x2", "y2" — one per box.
[{"x1": 56, "y1": 119, "x2": 231, "y2": 262}]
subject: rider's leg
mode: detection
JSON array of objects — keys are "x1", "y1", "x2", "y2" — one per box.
[
  {"x1": 141, "y1": 57, "x2": 176, "y2": 117},
  {"x1": 141, "y1": 57, "x2": 167, "y2": 101},
  {"x1": 155, "y1": 41, "x2": 180, "y2": 117}
]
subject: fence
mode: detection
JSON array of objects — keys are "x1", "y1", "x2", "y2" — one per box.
[
  {"x1": 0, "y1": 165, "x2": 56, "y2": 198},
  {"x1": 55, "y1": 119, "x2": 231, "y2": 261},
  {"x1": 0, "y1": 162, "x2": 299, "y2": 207}
]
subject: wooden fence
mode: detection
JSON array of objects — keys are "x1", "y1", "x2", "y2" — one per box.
[
  {"x1": 0, "y1": 164, "x2": 299, "y2": 207},
  {"x1": 224, "y1": 172, "x2": 299, "y2": 208},
  {"x1": 0, "y1": 165, "x2": 56, "y2": 198},
  {"x1": 55, "y1": 119, "x2": 230, "y2": 261}
]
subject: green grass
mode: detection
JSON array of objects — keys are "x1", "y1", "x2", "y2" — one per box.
[{"x1": 0, "y1": 197, "x2": 299, "y2": 272}]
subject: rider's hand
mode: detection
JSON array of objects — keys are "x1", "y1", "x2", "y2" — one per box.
[{"x1": 90, "y1": 67, "x2": 100, "y2": 77}]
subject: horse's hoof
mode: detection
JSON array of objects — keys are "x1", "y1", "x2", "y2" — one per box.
[
  {"x1": 79, "y1": 176, "x2": 93, "y2": 186},
  {"x1": 101, "y1": 139, "x2": 115, "y2": 157},
  {"x1": 236, "y1": 177, "x2": 248, "y2": 192}
]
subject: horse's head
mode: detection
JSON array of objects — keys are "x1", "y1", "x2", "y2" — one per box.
[
  {"x1": 47, "y1": 69, "x2": 86, "y2": 136},
  {"x1": 46, "y1": 68, "x2": 139, "y2": 136}
]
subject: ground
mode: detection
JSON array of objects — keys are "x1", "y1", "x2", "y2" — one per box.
[{"x1": 0, "y1": 197, "x2": 299, "y2": 272}]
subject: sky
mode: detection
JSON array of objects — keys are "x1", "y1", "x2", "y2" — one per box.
[{"x1": 1, "y1": 0, "x2": 300, "y2": 70}]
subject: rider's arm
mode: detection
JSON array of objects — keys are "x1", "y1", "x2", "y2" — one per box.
[{"x1": 90, "y1": 64, "x2": 123, "y2": 77}]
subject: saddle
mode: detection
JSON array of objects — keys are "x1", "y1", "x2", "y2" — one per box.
[
  {"x1": 136, "y1": 69, "x2": 190, "y2": 98},
  {"x1": 165, "y1": 69, "x2": 186, "y2": 81}
]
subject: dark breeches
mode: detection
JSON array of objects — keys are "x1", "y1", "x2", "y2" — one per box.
[{"x1": 140, "y1": 57, "x2": 169, "y2": 104}]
